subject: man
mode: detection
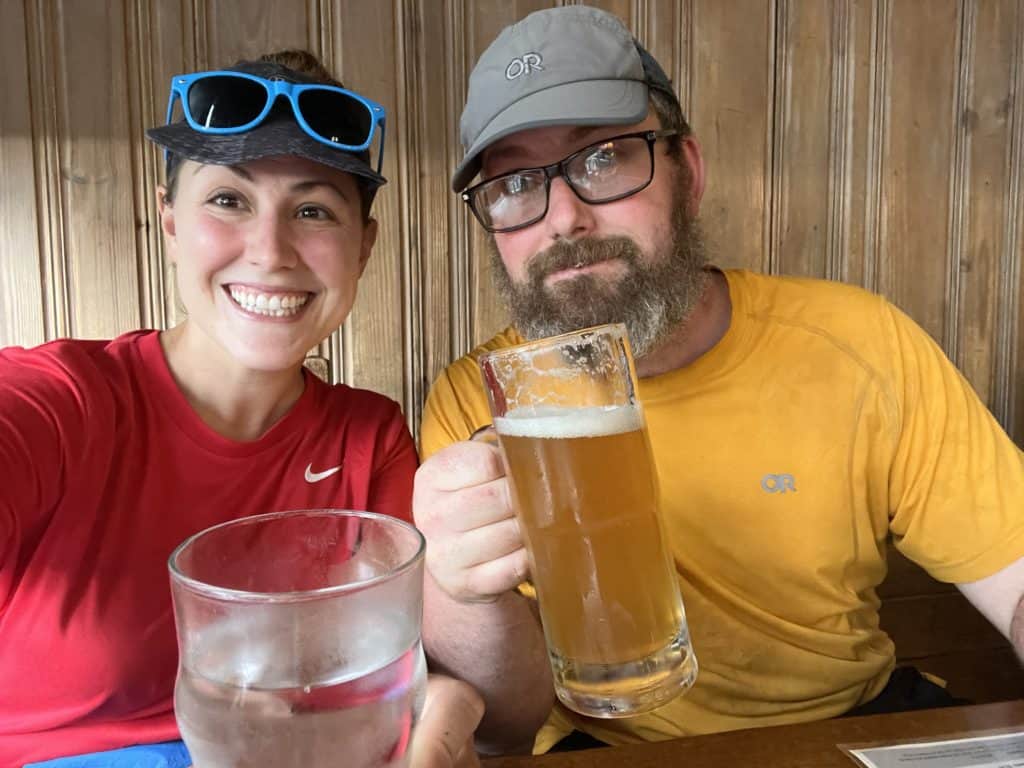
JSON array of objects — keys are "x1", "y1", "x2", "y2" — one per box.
[{"x1": 413, "y1": 4, "x2": 1024, "y2": 756}]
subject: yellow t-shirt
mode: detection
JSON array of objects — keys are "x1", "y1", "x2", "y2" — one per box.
[{"x1": 419, "y1": 269, "x2": 1024, "y2": 751}]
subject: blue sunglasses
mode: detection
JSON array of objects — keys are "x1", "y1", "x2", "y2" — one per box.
[{"x1": 164, "y1": 70, "x2": 387, "y2": 173}]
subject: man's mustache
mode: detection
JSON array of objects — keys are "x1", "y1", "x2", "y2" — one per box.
[{"x1": 526, "y1": 237, "x2": 641, "y2": 285}]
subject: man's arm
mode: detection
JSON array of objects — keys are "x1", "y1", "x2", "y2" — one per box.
[
  {"x1": 423, "y1": 575, "x2": 553, "y2": 754},
  {"x1": 956, "y1": 556, "x2": 1024, "y2": 661},
  {"x1": 414, "y1": 440, "x2": 554, "y2": 754}
]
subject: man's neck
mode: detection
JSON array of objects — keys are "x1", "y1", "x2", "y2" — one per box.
[{"x1": 634, "y1": 269, "x2": 732, "y2": 379}]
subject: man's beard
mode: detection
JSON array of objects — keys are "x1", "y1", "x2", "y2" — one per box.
[{"x1": 488, "y1": 186, "x2": 710, "y2": 359}]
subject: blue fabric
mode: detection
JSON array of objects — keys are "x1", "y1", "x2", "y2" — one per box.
[{"x1": 24, "y1": 740, "x2": 191, "y2": 768}]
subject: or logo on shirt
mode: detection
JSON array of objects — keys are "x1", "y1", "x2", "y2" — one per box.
[
  {"x1": 761, "y1": 473, "x2": 797, "y2": 493},
  {"x1": 304, "y1": 463, "x2": 343, "y2": 483}
]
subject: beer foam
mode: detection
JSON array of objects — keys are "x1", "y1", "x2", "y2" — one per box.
[{"x1": 494, "y1": 405, "x2": 643, "y2": 439}]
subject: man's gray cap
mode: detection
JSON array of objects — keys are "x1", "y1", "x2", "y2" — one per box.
[{"x1": 452, "y1": 5, "x2": 679, "y2": 192}]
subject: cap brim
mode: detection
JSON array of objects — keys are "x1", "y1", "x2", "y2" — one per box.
[
  {"x1": 452, "y1": 79, "x2": 648, "y2": 192},
  {"x1": 147, "y1": 118, "x2": 387, "y2": 189}
]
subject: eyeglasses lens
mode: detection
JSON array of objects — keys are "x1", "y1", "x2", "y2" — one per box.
[
  {"x1": 473, "y1": 173, "x2": 548, "y2": 233},
  {"x1": 565, "y1": 137, "x2": 651, "y2": 201}
]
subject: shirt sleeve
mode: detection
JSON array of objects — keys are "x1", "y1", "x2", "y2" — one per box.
[
  {"x1": 419, "y1": 365, "x2": 494, "y2": 462},
  {"x1": 884, "y1": 302, "x2": 1024, "y2": 582},
  {"x1": 365, "y1": 402, "x2": 419, "y2": 523},
  {"x1": 0, "y1": 346, "x2": 87, "y2": 595}
]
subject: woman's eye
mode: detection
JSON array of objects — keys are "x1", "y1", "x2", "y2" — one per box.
[
  {"x1": 209, "y1": 193, "x2": 241, "y2": 208},
  {"x1": 297, "y1": 205, "x2": 334, "y2": 221}
]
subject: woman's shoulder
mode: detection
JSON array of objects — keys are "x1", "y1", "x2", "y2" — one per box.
[
  {"x1": 1, "y1": 329, "x2": 152, "y2": 366},
  {"x1": 0, "y1": 333, "x2": 157, "y2": 486},
  {"x1": 0, "y1": 330, "x2": 154, "y2": 395}
]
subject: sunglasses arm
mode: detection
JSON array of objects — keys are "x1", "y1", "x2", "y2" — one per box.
[{"x1": 375, "y1": 117, "x2": 387, "y2": 174}]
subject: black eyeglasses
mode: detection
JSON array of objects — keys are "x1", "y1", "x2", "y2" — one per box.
[{"x1": 461, "y1": 129, "x2": 680, "y2": 233}]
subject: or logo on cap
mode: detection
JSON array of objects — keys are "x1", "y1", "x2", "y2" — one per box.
[{"x1": 505, "y1": 52, "x2": 544, "y2": 80}]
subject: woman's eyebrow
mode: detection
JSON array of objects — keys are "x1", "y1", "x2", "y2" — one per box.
[{"x1": 290, "y1": 179, "x2": 350, "y2": 199}]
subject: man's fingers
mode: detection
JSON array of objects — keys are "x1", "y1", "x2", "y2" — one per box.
[
  {"x1": 427, "y1": 476, "x2": 513, "y2": 533},
  {"x1": 412, "y1": 437, "x2": 523, "y2": 603},
  {"x1": 470, "y1": 424, "x2": 499, "y2": 446},
  {"x1": 423, "y1": 441, "x2": 506, "y2": 492},
  {"x1": 461, "y1": 547, "x2": 530, "y2": 600},
  {"x1": 410, "y1": 676, "x2": 484, "y2": 768},
  {"x1": 429, "y1": 516, "x2": 522, "y2": 569}
]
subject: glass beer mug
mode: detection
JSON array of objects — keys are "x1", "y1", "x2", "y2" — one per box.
[
  {"x1": 480, "y1": 324, "x2": 697, "y2": 718},
  {"x1": 168, "y1": 509, "x2": 426, "y2": 768}
]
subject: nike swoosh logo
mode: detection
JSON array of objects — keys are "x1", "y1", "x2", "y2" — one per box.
[{"x1": 304, "y1": 463, "x2": 342, "y2": 483}]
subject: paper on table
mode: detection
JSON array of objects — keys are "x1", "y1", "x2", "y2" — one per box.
[{"x1": 844, "y1": 731, "x2": 1024, "y2": 768}]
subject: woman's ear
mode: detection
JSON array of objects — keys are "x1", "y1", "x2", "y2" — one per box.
[
  {"x1": 156, "y1": 185, "x2": 177, "y2": 262},
  {"x1": 358, "y1": 217, "x2": 379, "y2": 277}
]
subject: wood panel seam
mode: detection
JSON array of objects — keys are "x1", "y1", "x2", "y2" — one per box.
[
  {"x1": 447, "y1": 0, "x2": 471, "y2": 358},
  {"x1": 827, "y1": 0, "x2": 853, "y2": 284},
  {"x1": 946, "y1": 0, "x2": 974, "y2": 365},
  {"x1": 26, "y1": 0, "x2": 70, "y2": 340},
  {"x1": 767, "y1": 0, "x2": 783, "y2": 276},
  {"x1": 126, "y1": 0, "x2": 163, "y2": 332},
  {"x1": 863, "y1": 0, "x2": 890, "y2": 295},
  {"x1": 396, "y1": 0, "x2": 424, "y2": 429},
  {"x1": 999, "y1": 1, "x2": 1024, "y2": 435}
]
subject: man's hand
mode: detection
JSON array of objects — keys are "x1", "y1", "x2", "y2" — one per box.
[
  {"x1": 410, "y1": 675, "x2": 485, "y2": 768},
  {"x1": 413, "y1": 438, "x2": 552, "y2": 753},
  {"x1": 413, "y1": 439, "x2": 528, "y2": 602}
]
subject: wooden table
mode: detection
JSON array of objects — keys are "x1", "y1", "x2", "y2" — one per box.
[{"x1": 482, "y1": 700, "x2": 1024, "y2": 767}]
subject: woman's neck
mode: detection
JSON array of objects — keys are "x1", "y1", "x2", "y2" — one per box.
[{"x1": 159, "y1": 323, "x2": 307, "y2": 442}]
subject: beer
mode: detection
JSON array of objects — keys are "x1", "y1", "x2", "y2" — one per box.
[{"x1": 495, "y1": 404, "x2": 696, "y2": 715}]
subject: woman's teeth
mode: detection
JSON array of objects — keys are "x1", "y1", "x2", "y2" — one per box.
[{"x1": 228, "y1": 287, "x2": 310, "y2": 317}]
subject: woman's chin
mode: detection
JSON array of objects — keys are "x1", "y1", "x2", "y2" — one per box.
[{"x1": 222, "y1": 339, "x2": 309, "y2": 375}]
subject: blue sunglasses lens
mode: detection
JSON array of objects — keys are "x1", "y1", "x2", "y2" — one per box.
[
  {"x1": 187, "y1": 75, "x2": 267, "y2": 129},
  {"x1": 298, "y1": 88, "x2": 373, "y2": 148}
]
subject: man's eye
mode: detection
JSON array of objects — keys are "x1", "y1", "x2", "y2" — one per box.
[{"x1": 502, "y1": 175, "x2": 530, "y2": 196}]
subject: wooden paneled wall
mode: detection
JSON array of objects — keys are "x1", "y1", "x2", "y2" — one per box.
[
  {"x1": 2, "y1": 0, "x2": 1022, "y2": 703},
  {"x1": 2, "y1": 0, "x2": 1022, "y2": 442}
]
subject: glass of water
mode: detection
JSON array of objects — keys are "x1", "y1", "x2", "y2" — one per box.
[{"x1": 168, "y1": 510, "x2": 426, "y2": 768}]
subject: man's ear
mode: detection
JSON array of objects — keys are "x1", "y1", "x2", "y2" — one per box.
[
  {"x1": 156, "y1": 185, "x2": 177, "y2": 262},
  {"x1": 680, "y1": 136, "x2": 706, "y2": 218},
  {"x1": 358, "y1": 217, "x2": 378, "y2": 277}
]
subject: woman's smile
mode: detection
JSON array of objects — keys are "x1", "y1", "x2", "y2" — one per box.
[{"x1": 224, "y1": 284, "x2": 314, "y2": 320}]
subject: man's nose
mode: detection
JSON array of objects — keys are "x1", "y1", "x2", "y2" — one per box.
[{"x1": 542, "y1": 176, "x2": 596, "y2": 241}]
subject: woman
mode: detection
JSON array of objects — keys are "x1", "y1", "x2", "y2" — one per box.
[{"x1": 0, "y1": 50, "x2": 428, "y2": 766}]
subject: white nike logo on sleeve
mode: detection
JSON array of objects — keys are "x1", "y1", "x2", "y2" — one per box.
[{"x1": 304, "y1": 463, "x2": 342, "y2": 483}]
